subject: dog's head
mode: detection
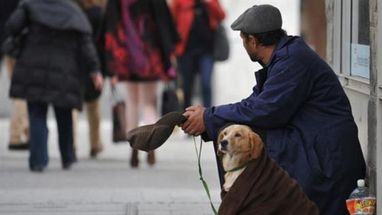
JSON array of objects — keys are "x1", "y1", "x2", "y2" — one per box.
[{"x1": 217, "y1": 124, "x2": 264, "y2": 161}]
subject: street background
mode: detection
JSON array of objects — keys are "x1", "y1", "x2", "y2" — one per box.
[{"x1": 0, "y1": 1, "x2": 300, "y2": 214}]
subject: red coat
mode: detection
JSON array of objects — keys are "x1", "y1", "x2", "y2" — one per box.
[{"x1": 170, "y1": 0, "x2": 225, "y2": 56}]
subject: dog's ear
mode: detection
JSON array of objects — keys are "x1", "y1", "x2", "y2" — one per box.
[
  {"x1": 217, "y1": 129, "x2": 225, "y2": 143},
  {"x1": 249, "y1": 132, "x2": 264, "y2": 159}
]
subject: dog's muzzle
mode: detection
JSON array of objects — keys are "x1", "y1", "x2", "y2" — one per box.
[
  {"x1": 220, "y1": 140, "x2": 228, "y2": 150},
  {"x1": 217, "y1": 139, "x2": 228, "y2": 156}
]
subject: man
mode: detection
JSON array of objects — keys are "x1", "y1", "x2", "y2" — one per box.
[
  {"x1": 181, "y1": 4, "x2": 366, "y2": 214},
  {"x1": 1, "y1": 0, "x2": 30, "y2": 150},
  {"x1": 6, "y1": 0, "x2": 103, "y2": 171}
]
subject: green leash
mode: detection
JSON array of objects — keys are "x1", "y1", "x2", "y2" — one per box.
[{"x1": 193, "y1": 136, "x2": 218, "y2": 215}]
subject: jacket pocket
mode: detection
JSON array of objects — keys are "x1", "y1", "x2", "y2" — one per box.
[{"x1": 307, "y1": 134, "x2": 338, "y2": 179}]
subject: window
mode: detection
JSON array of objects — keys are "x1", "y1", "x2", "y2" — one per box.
[{"x1": 349, "y1": 0, "x2": 370, "y2": 79}]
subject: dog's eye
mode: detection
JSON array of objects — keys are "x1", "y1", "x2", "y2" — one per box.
[{"x1": 235, "y1": 133, "x2": 242, "y2": 137}]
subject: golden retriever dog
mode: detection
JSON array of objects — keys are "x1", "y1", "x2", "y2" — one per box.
[
  {"x1": 217, "y1": 124, "x2": 263, "y2": 192},
  {"x1": 217, "y1": 124, "x2": 319, "y2": 215}
]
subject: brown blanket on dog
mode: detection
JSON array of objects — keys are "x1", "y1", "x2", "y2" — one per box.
[{"x1": 218, "y1": 149, "x2": 319, "y2": 215}]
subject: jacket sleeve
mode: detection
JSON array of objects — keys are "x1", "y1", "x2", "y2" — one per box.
[
  {"x1": 204, "y1": 63, "x2": 312, "y2": 140},
  {"x1": 80, "y1": 33, "x2": 101, "y2": 75},
  {"x1": 206, "y1": 0, "x2": 225, "y2": 21},
  {"x1": 169, "y1": 0, "x2": 178, "y2": 19},
  {"x1": 5, "y1": 2, "x2": 28, "y2": 36}
]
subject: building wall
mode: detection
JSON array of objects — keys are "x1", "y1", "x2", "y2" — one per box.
[
  {"x1": 372, "y1": 0, "x2": 382, "y2": 213},
  {"x1": 327, "y1": 0, "x2": 381, "y2": 213}
]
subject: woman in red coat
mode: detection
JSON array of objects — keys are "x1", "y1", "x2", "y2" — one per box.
[{"x1": 170, "y1": 0, "x2": 225, "y2": 108}]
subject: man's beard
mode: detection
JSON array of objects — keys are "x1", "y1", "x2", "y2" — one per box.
[{"x1": 249, "y1": 53, "x2": 263, "y2": 65}]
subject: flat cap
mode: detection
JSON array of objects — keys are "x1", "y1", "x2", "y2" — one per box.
[
  {"x1": 231, "y1": 4, "x2": 282, "y2": 34},
  {"x1": 126, "y1": 112, "x2": 187, "y2": 152}
]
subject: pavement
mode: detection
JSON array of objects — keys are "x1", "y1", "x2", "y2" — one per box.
[
  {"x1": 0, "y1": 2, "x2": 300, "y2": 214},
  {"x1": 0, "y1": 119, "x2": 222, "y2": 215}
]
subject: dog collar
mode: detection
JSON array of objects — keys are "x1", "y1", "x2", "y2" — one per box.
[{"x1": 226, "y1": 160, "x2": 255, "y2": 173}]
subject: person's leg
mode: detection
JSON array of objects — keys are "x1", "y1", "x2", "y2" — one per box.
[
  {"x1": 71, "y1": 109, "x2": 79, "y2": 161},
  {"x1": 9, "y1": 99, "x2": 30, "y2": 150},
  {"x1": 4, "y1": 55, "x2": 16, "y2": 77},
  {"x1": 199, "y1": 54, "x2": 214, "y2": 108},
  {"x1": 86, "y1": 98, "x2": 103, "y2": 158},
  {"x1": 6, "y1": 56, "x2": 30, "y2": 150},
  {"x1": 19, "y1": 100, "x2": 29, "y2": 142},
  {"x1": 54, "y1": 106, "x2": 75, "y2": 170},
  {"x1": 27, "y1": 102, "x2": 49, "y2": 172},
  {"x1": 126, "y1": 82, "x2": 140, "y2": 167},
  {"x1": 177, "y1": 53, "x2": 196, "y2": 109},
  {"x1": 139, "y1": 82, "x2": 158, "y2": 165}
]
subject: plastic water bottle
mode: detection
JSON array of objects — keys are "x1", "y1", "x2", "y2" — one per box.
[
  {"x1": 346, "y1": 179, "x2": 376, "y2": 215},
  {"x1": 349, "y1": 179, "x2": 368, "y2": 199}
]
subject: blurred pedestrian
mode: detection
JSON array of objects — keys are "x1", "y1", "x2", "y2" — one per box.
[
  {"x1": 0, "y1": 0, "x2": 19, "y2": 57},
  {"x1": 1, "y1": 0, "x2": 30, "y2": 151},
  {"x1": 74, "y1": 0, "x2": 109, "y2": 159},
  {"x1": 104, "y1": 0, "x2": 179, "y2": 168},
  {"x1": 181, "y1": 4, "x2": 366, "y2": 214},
  {"x1": 170, "y1": 0, "x2": 225, "y2": 109},
  {"x1": 4, "y1": 56, "x2": 30, "y2": 150},
  {"x1": 6, "y1": 0, "x2": 103, "y2": 172}
]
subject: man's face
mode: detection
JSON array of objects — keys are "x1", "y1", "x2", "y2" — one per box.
[{"x1": 240, "y1": 32, "x2": 261, "y2": 63}]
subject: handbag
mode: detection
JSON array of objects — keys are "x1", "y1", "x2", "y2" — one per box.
[
  {"x1": 213, "y1": 23, "x2": 230, "y2": 62},
  {"x1": 111, "y1": 86, "x2": 127, "y2": 143},
  {"x1": 161, "y1": 81, "x2": 181, "y2": 116}
]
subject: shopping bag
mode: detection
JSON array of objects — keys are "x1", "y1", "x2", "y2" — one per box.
[
  {"x1": 161, "y1": 82, "x2": 180, "y2": 115},
  {"x1": 112, "y1": 87, "x2": 127, "y2": 143},
  {"x1": 213, "y1": 23, "x2": 230, "y2": 62}
]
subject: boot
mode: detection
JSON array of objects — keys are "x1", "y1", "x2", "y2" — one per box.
[
  {"x1": 90, "y1": 145, "x2": 104, "y2": 159},
  {"x1": 147, "y1": 150, "x2": 156, "y2": 166},
  {"x1": 130, "y1": 149, "x2": 139, "y2": 168}
]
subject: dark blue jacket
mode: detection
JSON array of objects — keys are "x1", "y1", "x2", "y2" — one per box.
[{"x1": 203, "y1": 36, "x2": 366, "y2": 214}]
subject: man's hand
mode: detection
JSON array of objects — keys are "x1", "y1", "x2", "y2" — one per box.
[
  {"x1": 110, "y1": 75, "x2": 118, "y2": 86},
  {"x1": 91, "y1": 72, "x2": 104, "y2": 91},
  {"x1": 181, "y1": 105, "x2": 206, "y2": 136}
]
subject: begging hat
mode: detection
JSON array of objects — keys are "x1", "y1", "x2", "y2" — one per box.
[
  {"x1": 231, "y1": 4, "x2": 282, "y2": 34},
  {"x1": 126, "y1": 112, "x2": 187, "y2": 152}
]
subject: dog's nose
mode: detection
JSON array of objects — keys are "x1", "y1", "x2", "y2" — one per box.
[{"x1": 220, "y1": 140, "x2": 228, "y2": 148}]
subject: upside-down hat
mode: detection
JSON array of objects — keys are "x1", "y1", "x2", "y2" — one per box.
[{"x1": 126, "y1": 112, "x2": 187, "y2": 152}]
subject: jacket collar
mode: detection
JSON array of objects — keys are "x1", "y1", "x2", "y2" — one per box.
[
  {"x1": 254, "y1": 36, "x2": 295, "y2": 92},
  {"x1": 266, "y1": 35, "x2": 291, "y2": 67},
  {"x1": 254, "y1": 68, "x2": 267, "y2": 92}
]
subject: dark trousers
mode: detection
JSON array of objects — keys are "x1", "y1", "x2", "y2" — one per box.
[
  {"x1": 178, "y1": 51, "x2": 214, "y2": 109},
  {"x1": 27, "y1": 102, "x2": 75, "y2": 169}
]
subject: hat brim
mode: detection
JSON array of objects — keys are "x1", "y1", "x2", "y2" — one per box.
[
  {"x1": 127, "y1": 124, "x2": 173, "y2": 152},
  {"x1": 230, "y1": 7, "x2": 250, "y2": 31}
]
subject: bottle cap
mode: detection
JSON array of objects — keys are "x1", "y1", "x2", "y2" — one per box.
[{"x1": 357, "y1": 179, "x2": 365, "y2": 187}]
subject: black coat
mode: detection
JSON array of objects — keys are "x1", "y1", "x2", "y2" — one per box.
[
  {"x1": 0, "y1": 0, "x2": 19, "y2": 45},
  {"x1": 83, "y1": 6, "x2": 106, "y2": 102},
  {"x1": 0, "y1": 0, "x2": 19, "y2": 56},
  {"x1": 6, "y1": 0, "x2": 100, "y2": 110}
]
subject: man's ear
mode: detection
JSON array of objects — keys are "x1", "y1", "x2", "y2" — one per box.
[
  {"x1": 250, "y1": 132, "x2": 263, "y2": 159},
  {"x1": 248, "y1": 35, "x2": 257, "y2": 48}
]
